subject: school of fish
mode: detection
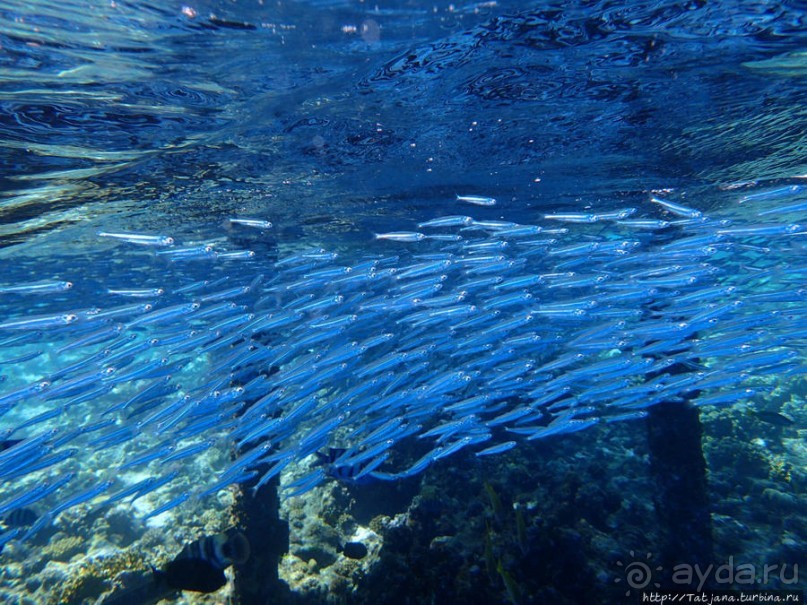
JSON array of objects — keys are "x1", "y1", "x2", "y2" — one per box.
[{"x1": 0, "y1": 186, "x2": 805, "y2": 548}]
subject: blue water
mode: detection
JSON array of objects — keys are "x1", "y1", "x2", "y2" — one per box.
[{"x1": 1, "y1": 1, "x2": 805, "y2": 603}]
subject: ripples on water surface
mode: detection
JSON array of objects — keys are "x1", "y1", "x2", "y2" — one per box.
[
  {"x1": 3, "y1": 0, "x2": 805, "y2": 246},
  {"x1": 0, "y1": 1, "x2": 805, "y2": 603}
]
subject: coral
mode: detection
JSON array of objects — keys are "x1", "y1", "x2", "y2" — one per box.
[
  {"x1": 293, "y1": 521, "x2": 340, "y2": 567},
  {"x1": 103, "y1": 508, "x2": 139, "y2": 547},
  {"x1": 46, "y1": 549, "x2": 151, "y2": 605},
  {"x1": 761, "y1": 488, "x2": 801, "y2": 513},
  {"x1": 706, "y1": 437, "x2": 770, "y2": 492},
  {"x1": 42, "y1": 536, "x2": 85, "y2": 563},
  {"x1": 49, "y1": 570, "x2": 107, "y2": 605},
  {"x1": 0, "y1": 589, "x2": 37, "y2": 605},
  {"x1": 767, "y1": 456, "x2": 793, "y2": 483}
]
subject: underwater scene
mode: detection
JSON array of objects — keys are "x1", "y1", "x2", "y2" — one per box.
[{"x1": 0, "y1": 0, "x2": 805, "y2": 603}]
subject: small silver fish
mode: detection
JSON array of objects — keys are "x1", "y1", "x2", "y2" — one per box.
[
  {"x1": 0, "y1": 312, "x2": 78, "y2": 330},
  {"x1": 649, "y1": 196, "x2": 702, "y2": 218},
  {"x1": 0, "y1": 281, "x2": 73, "y2": 295},
  {"x1": 543, "y1": 212, "x2": 597, "y2": 223},
  {"x1": 229, "y1": 218, "x2": 273, "y2": 229},
  {"x1": 97, "y1": 231, "x2": 175, "y2": 246},
  {"x1": 457, "y1": 194, "x2": 497, "y2": 206},
  {"x1": 374, "y1": 232, "x2": 427, "y2": 242},
  {"x1": 417, "y1": 215, "x2": 474, "y2": 228},
  {"x1": 107, "y1": 288, "x2": 165, "y2": 298},
  {"x1": 216, "y1": 250, "x2": 256, "y2": 260}
]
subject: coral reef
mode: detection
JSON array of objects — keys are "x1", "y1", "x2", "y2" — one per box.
[
  {"x1": 42, "y1": 535, "x2": 86, "y2": 563},
  {"x1": 46, "y1": 549, "x2": 149, "y2": 605}
]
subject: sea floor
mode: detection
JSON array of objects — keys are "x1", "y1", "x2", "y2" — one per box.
[{"x1": 1, "y1": 381, "x2": 803, "y2": 604}]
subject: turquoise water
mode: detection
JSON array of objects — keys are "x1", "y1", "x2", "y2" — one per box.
[{"x1": 1, "y1": 1, "x2": 805, "y2": 603}]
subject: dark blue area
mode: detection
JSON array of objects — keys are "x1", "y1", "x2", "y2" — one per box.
[{"x1": 1, "y1": 0, "x2": 805, "y2": 244}]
